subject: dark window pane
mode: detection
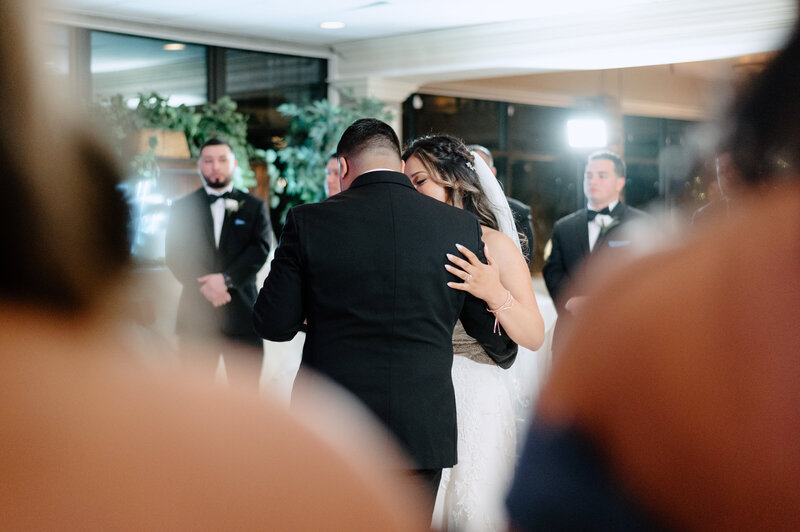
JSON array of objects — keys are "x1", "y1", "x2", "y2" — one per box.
[
  {"x1": 624, "y1": 115, "x2": 661, "y2": 159},
  {"x1": 408, "y1": 95, "x2": 500, "y2": 148},
  {"x1": 509, "y1": 157, "x2": 575, "y2": 271},
  {"x1": 225, "y1": 49, "x2": 327, "y2": 149},
  {"x1": 508, "y1": 104, "x2": 570, "y2": 154},
  {"x1": 625, "y1": 162, "x2": 660, "y2": 207}
]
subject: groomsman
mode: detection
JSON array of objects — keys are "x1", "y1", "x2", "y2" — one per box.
[
  {"x1": 165, "y1": 138, "x2": 272, "y2": 389},
  {"x1": 543, "y1": 150, "x2": 648, "y2": 317},
  {"x1": 252, "y1": 119, "x2": 516, "y2": 517}
]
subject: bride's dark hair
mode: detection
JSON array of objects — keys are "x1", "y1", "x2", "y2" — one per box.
[{"x1": 402, "y1": 135, "x2": 499, "y2": 230}]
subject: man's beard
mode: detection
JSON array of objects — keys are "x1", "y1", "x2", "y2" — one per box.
[{"x1": 203, "y1": 174, "x2": 232, "y2": 189}]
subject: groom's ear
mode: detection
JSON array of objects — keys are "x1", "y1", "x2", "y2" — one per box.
[
  {"x1": 400, "y1": 159, "x2": 406, "y2": 173},
  {"x1": 338, "y1": 156, "x2": 350, "y2": 190}
]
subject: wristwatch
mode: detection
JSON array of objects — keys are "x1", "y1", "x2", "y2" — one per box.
[{"x1": 222, "y1": 273, "x2": 234, "y2": 289}]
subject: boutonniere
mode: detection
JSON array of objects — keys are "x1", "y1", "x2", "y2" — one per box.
[
  {"x1": 599, "y1": 217, "x2": 621, "y2": 237},
  {"x1": 224, "y1": 198, "x2": 242, "y2": 212}
]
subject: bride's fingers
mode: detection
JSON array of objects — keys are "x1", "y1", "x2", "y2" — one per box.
[
  {"x1": 454, "y1": 243, "x2": 480, "y2": 265},
  {"x1": 444, "y1": 264, "x2": 470, "y2": 280},
  {"x1": 446, "y1": 252, "x2": 471, "y2": 271},
  {"x1": 446, "y1": 280, "x2": 469, "y2": 291}
]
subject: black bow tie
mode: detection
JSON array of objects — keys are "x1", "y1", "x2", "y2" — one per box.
[
  {"x1": 207, "y1": 191, "x2": 232, "y2": 204},
  {"x1": 587, "y1": 206, "x2": 611, "y2": 221}
]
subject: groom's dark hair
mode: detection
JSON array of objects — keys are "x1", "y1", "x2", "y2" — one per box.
[{"x1": 337, "y1": 118, "x2": 401, "y2": 161}]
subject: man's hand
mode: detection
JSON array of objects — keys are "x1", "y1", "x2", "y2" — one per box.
[{"x1": 198, "y1": 273, "x2": 231, "y2": 307}]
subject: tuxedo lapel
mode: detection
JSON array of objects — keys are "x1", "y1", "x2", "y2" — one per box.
[
  {"x1": 218, "y1": 190, "x2": 243, "y2": 252},
  {"x1": 219, "y1": 189, "x2": 236, "y2": 249},
  {"x1": 578, "y1": 211, "x2": 591, "y2": 257},
  {"x1": 194, "y1": 190, "x2": 216, "y2": 248}
]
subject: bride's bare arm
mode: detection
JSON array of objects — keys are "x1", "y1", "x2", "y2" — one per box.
[{"x1": 446, "y1": 228, "x2": 545, "y2": 351}]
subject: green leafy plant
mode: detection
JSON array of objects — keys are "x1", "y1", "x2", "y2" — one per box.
[
  {"x1": 267, "y1": 95, "x2": 394, "y2": 223},
  {"x1": 92, "y1": 92, "x2": 257, "y2": 188}
]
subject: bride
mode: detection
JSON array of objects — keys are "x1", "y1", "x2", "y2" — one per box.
[{"x1": 402, "y1": 136, "x2": 545, "y2": 531}]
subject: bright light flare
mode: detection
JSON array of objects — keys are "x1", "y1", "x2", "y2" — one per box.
[{"x1": 567, "y1": 118, "x2": 608, "y2": 149}]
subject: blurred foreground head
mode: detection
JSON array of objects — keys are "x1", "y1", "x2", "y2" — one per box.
[
  {"x1": 516, "y1": 7, "x2": 800, "y2": 531},
  {"x1": 722, "y1": 7, "x2": 800, "y2": 185},
  {"x1": 0, "y1": 1, "x2": 130, "y2": 314}
]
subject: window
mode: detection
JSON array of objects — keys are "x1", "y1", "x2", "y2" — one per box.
[
  {"x1": 405, "y1": 94, "x2": 705, "y2": 271},
  {"x1": 225, "y1": 49, "x2": 327, "y2": 149},
  {"x1": 91, "y1": 31, "x2": 207, "y2": 106}
]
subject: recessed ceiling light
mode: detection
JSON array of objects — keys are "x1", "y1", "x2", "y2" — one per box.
[
  {"x1": 162, "y1": 43, "x2": 186, "y2": 51},
  {"x1": 320, "y1": 21, "x2": 345, "y2": 30}
]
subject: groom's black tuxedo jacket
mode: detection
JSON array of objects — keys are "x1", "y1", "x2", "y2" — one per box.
[
  {"x1": 543, "y1": 202, "x2": 647, "y2": 314},
  {"x1": 166, "y1": 188, "x2": 271, "y2": 339},
  {"x1": 252, "y1": 171, "x2": 517, "y2": 469}
]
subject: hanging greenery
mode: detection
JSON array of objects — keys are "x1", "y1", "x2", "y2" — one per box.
[
  {"x1": 91, "y1": 91, "x2": 396, "y2": 226},
  {"x1": 91, "y1": 92, "x2": 258, "y2": 189}
]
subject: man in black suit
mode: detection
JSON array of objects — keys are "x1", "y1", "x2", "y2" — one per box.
[
  {"x1": 468, "y1": 144, "x2": 536, "y2": 264},
  {"x1": 166, "y1": 138, "x2": 272, "y2": 389},
  {"x1": 543, "y1": 150, "x2": 647, "y2": 317},
  {"x1": 252, "y1": 119, "x2": 516, "y2": 516}
]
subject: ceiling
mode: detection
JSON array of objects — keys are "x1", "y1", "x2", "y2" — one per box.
[
  {"x1": 47, "y1": 0, "x2": 661, "y2": 46},
  {"x1": 46, "y1": 0, "x2": 798, "y2": 93}
]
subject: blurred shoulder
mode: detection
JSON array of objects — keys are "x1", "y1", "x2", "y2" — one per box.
[
  {"x1": 554, "y1": 209, "x2": 586, "y2": 228},
  {"x1": 170, "y1": 188, "x2": 205, "y2": 206},
  {"x1": 233, "y1": 189, "x2": 266, "y2": 206},
  {"x1": 0, "y1": 323, "x2": 428, "y2": 530},
  {"x1": 622, "y1": 204, "x2": 649, "y2": 219}
]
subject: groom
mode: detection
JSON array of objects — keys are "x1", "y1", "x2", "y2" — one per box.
[{"x1": 252, "y1": 118, "x2": 516, "y2": 514}]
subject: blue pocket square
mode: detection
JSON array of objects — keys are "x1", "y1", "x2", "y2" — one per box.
[
  {"x1": 608, "y1": 240, "x2": 630, "y2": 247},
  {"x1": 234, "y1": 219, "x2": 246, "y2": 226}
]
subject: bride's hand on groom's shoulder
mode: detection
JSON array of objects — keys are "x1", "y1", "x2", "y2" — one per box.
[{"x1": 446, "y1": 243, "x2": 507, "y2": 307}]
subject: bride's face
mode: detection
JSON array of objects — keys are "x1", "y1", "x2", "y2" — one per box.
[{"x1": 404, "y1": 155, "x2": 448, "y2": 204}]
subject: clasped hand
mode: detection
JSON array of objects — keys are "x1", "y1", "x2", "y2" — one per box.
[
  {"x1": 446, "y1": 243, "x2": 507, "y2": 309},
  {"x1": 198, "y1": 273, "x2": 231, "y2": 307}
]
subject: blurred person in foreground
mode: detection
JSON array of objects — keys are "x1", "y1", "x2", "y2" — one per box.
[
  {"x1": 166, "y1": 137, "x2": 272, "y2": 390},
  {"x1": 505, "y1": 8, "x2": 800, "y2": 530},
  {"x1": 0, "y1": 2, "x2": 429, "y2": 529}
]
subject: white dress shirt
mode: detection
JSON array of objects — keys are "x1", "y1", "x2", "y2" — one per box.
[
  {"x1": 588, "y1": 200, "x2": 618, "y2": 251},
  {"x1": 204, "y1": 184, "x2": 234, "y2": 248}
]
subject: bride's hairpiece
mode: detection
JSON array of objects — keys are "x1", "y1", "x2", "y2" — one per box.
[{"x1": 466, "y1": 160, "x2": 476, "y2": 172}]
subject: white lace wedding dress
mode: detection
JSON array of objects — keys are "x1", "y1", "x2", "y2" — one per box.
[{"x1": 432, "y1": 320, "x2": 517, "y2": 532}]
